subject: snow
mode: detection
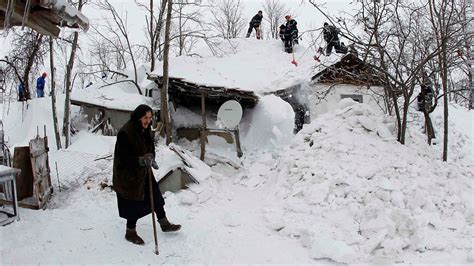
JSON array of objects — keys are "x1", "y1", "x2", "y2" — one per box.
[
  {"x1": 70, "y1": 70, "x2": 156, "y2": 111},
  {"x1": 150, "y1": 39, "x2": 317, "y2": 94},
  {"x1": 51, "y1": 0, "x2": 90, "y2": 30},
  {"x1": 155, "y1": 144, "x2": 211, "y2": 183},
  {"x1": 1, "y1": 36, "x2": 473, "y2": 264},
  {"x1": 242, "y1": 94, "x2": 295, "y2": 150},
  {"x1": 0, "y1": 164, "x2": 13, "y2": 172}
]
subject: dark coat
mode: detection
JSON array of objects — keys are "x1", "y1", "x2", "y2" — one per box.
[
  {"x1": 113, "y1": 105, "x2": 165, "y2": 220},
  {"x1": 285, "y1": 19, "x2": 298, "y2": 39},
  {"x1": 250, "y1": 13, "x2": 263, "y2": 27},
  {"x1": 323, "y1": 25, "x2": 339, "y2": 43},
  {"x1": 279, "y1": 24, "x2": 286, "y2": 40}
]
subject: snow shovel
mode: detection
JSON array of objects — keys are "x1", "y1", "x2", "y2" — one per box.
[
  {"x1": 313, "y1": 47, "x2": 324, "y2": 62},
  {"x1": 291, "y1": 50, "x2": 298, "y2": 66},
  {"x1": 147, "y1": 168, "x2": 160, "y2": 255}
]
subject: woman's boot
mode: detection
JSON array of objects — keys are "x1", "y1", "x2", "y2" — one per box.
[
  {"x1": 158, "y1": 217, "x2": 181, "y2": 232},
  {"x1": 125, "y1": 228, "x2": 145, "y2": 245}
]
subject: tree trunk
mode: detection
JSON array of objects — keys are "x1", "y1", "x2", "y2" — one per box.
[
  {"x1": 178, "y1": 4, "x2": 184, "y2": 56},
  {"x1": 49, "y1": 37, "x2": 62, "y2": 150},
  {"x1": 150, "y1": 0, "x2": 155, "y2": 71},
  {"x1": 441, "y1": 42, "x2": 449, "y2": 161},
  {"x1": 423, "y1": 110, "x2": 435, "y2": 145},
  {"x1": 400, "y1": 97, "x2": 409, "y2": 145},
  {"x1": 161, "y1": 0, "x2": 173, "y2": 145},
  {"x1": 23, "y1": 33, "x2": 43, "y2": 100},
  {"x1": 387, "y1": 86, "x2": 402, "y2": 142},
  {"x1": 63, "y1": 0, "x2": 83, "y2": 148},
  {"x1": 468, "y1": 42, "x2": 473, "y2": 110}
]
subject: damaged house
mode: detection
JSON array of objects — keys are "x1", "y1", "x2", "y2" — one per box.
[
  {"x1": 147, "y1": 39, "x2": 314, "y2": 141},
  {"x1": 308, "y1": 53, "x2": 387, "y2": 118},
  {"x1": 70, "y1": 68, "x2": 158, "y2": 136}
]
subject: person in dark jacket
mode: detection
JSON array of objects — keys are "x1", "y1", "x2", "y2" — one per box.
[
  {"x1": 36, "y1": 72, "x2": 47, "y2": 98},
  {"x1": 283, "y1": 15, "x2": 298, "y2": 53},
  {"x1": 279, "y1": 24, "x2": 286, "y2": 41},
  {"x1": 113, "y1": 104, "x2": 181, "y2": 245},
  {"x1": 18, "y1": 82, "x2": 26, "y2": 101},
  {"x1": 417, "y1": 78, "x2": 434, "y2": 112},
  {"x1": 246, "y1": 10, "x2": 263, "y2": 39},
  {"x1": 323, "y1": 22, "x2": 348, "y2": 55}
]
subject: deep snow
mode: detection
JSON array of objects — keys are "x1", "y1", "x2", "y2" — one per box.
[{"x1": 0, "y1": 93, "x2": 472, "y2": 264}]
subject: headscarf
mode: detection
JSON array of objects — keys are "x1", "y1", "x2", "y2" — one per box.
[{"x1": 130, "y1": 104, "x2": 153, "y2": 122}]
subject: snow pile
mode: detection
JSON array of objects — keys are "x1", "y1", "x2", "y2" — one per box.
[
  {"x1": 247, "y1": 99, "x2": 473, "y2": 263},
  {"x1": 242, "y1": 95, "x2": 295, "y2": 151},
  {"x1": 1, "y1": 96, "x2": 68, "y2": 149},
  {"x1": 150, "y1": 38, "x2": 317, "y2": 94},
  {"x1": 155, "y1": 143, "x2": 211, "y2": 183},
  {"x1": 71, "y1": 66, "x2": 156, "y2": 111}
]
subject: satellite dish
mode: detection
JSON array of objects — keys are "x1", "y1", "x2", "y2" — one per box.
[{"x1": 217, "y1": 100, "x2": 243, "y2": 128}]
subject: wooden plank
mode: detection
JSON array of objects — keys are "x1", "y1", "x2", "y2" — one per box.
[
  {"x1": 12, "y1": 147, "x2": 33, "y2": 201},
  {"x1": 234, "y1": 128, "x2": 243, "y2": 158},
  {"x1": 29, "y1": 136, "x2": 52, "y2": 209},
  {"x1": 0, "y1": 0, "x2": 60, "y2": 37},
  {"x1": 200, "y1": 92, "x2": 206, "y2": 160}
]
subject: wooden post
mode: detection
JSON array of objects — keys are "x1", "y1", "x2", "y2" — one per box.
[
  {"x1": 200, "y1": 92, "x2": 207, "y2": 160},
  {"x1": 234, "y1": 127, "x2": 243, "y2": 158}
]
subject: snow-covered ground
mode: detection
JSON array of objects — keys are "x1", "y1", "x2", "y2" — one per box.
[{"x1": 0, "y1": 91, "x2": 472, "y2": 264}]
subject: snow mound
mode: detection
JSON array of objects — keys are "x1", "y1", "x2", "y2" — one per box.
[
  {"x1": 249, "y1": 99, "x2": 473, "y2": 263},
  {"x1": 242, "y1": 95, "x2": 294, "y2": 151},
  {"x1": 150, "y1": 38, "x2": 317, "y2": 94},
  {"x1": 71, "y1": 65, "x2": 156, "y2": 111}
]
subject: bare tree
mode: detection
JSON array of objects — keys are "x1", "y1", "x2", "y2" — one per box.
[
  {"x1": 63, "y1": 0, "x2": 85, "y2": 148},
  {"x1": 135, "y1": 0, "x2": 168, "y2": 71},
  {"x1": 95, "y1": 0, "x2": 139, "y2": 83},
  {"x1": 309, "y1": 0, "x2": 471, "y2": 159},
  {"x1": 172, "y1": 1, "x2": 204, "y2": 56},
  {"x1": 49, "y1": 37, "x2": 62, "y2": 150},
  {"x1": 209, "y1": 0, "x2": 246, "y2": 39},
  {"x1": 427, "y1": 0, "x2": 471, "y2": 161},
  {"x1": 262, "y1": 0, "x2": 289, "y2": 39},
  {"x1": 3, "y1": 28, "x2": 47, "y2": 100},
  {"x1": 162, "y1": 0, "x2": 173, "y2": 144}
]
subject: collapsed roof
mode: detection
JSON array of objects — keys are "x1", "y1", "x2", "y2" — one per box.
[{"x1": 148, "y1": 39, "x2": 318, "y2": 107}]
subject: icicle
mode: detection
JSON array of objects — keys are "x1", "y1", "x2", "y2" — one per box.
[
  {"x1": 21, "y1": 0, "x2": 33, "y2": 29},
  {"x1": 3, "y1": 0, "x2": 15, "y2": 36}
]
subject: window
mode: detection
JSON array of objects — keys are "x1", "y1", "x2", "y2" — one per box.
[{"x1": 341, "y1": 94, "x2": 363, "y2": 103}]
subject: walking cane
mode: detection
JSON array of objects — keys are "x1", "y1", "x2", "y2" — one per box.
[{"x1": 147, "y1": 168, "x2": 159, "y2": 255}]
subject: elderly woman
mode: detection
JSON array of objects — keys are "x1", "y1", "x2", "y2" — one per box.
[{"x1": 113, "y1": 104, "x2": 181, "y2": 245}]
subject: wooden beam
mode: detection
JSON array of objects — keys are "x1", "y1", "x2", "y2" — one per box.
[
  {"x1": 0, "y1": 0, "x2": 60, "y2": 37},
  {"x1": 200, "y1": 92, "x2": 207, "y2": 161}
]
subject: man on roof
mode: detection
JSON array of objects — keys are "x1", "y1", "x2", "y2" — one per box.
[
  {"x1": 282, "y1": 15, "x2": 298, "y2": 53},
  {"x1": 323, "y1": 22, "x2": 348, "y2": 55},
  {"x1": 246, "y1": 10, "x2": 263, "y2": 39}
]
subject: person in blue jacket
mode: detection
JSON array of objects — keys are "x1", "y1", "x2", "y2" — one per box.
[{"x1": 36, "y1": 72, "x2": 47, "y2": 98}]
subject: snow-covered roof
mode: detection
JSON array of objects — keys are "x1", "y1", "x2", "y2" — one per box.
[
  {"x1": 311, "y1": 53, "x2": 383, "y2": 86},
  {"x1": 49, "y1": 0, "x2": 90, "y2": 31},
  {"x1": 155, "y1": 144, "x2": 211, "y2": 183},
  {"x1": 149, "y1": 39, "x2": 320, "y2": 96},
  {"x1": 71, "y1": 74, "x2": 157, "y2": 112}
]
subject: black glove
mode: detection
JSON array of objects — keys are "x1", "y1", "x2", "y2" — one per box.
[
  {"x1": 151, "y1": 160, "x2": 159, "y2": 170},
  {"x1": 138, "y1": 153, "x2": 154, "y2": 167}
]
